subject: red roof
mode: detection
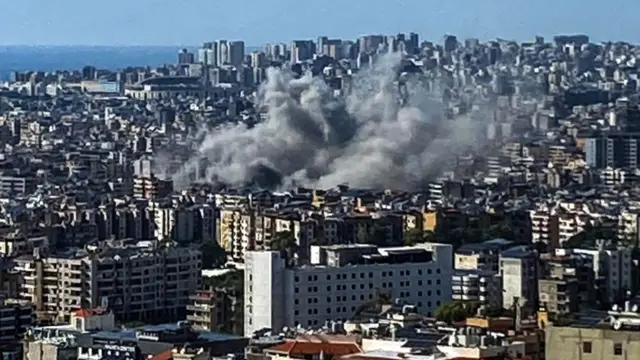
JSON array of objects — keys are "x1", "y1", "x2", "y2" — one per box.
[
  {"x1": 73, "y1": 307, "x2": 107, "y2": 318},
  {"x1": 149, "y1": 349, "x2": 173, "y2": 360},
  {"x1": 266, "y1": 341, "x2": 362, "y2": 358}
]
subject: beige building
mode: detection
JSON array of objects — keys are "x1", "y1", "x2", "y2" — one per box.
[
  {"x1": 15, "y1": 241, "x2": 201, "y2": 323},
  {"x1": 546, "y1": 325, "x2": 640, "y2": 360},
  {"x1": 218, "y1": 208, "x2": 314, "y2": 262},
  {"x1": 133, "y1": 176, "x2": 173, "y2": 200},
  {"x1": 186, "y1": 289, "x2": 242, "y2": 334}
]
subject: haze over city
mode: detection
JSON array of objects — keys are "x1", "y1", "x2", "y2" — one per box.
[{"x1": 0, "y1": 0, "x2": 639, "y2": 45}]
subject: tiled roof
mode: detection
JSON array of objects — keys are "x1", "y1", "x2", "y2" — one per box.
[
  {"x1": 73, "y1": 307, "x2": 106, "y2": 318},
  {"x1": 266, "y1": 341, "x2": 362, "y2": 358},
  {"x1": 148, "y1": 349, "x2": 173, "y2": 360}
]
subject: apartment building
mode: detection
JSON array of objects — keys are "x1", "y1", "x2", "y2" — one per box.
[
  {"x1": 243, "y1": 243, "x2": 453, "y2": 336},
  {"x1": 186, "y1": 289, "x2": 243, "y2": 334},
  {"x1": 539, "y1": 250, "x2": 595, "y2": 309},
  {"x1": 452, "y1": 269, "x2": 502, "y2": 310},
  {"x1": 219, "y1": 208, "x2": 315, "y2": 261},
  {"x1": 133, "y1": 176, "x2": 173, "y2": 200},
  {"x1": 455, "y1": 238, "x2": 516, "y2": 273},
  {"x1": 0, "y1": 297, "x2": 34, "y2": 357},
  {"x1": 150, "y1": 202, "x2": 215, "y2": 243},
  {"x1": 546, "y1": 316, "x2": 640, "y2": 360},
  {"x1": 15, "y1": 241, "x2": 201, "y2": 323},
  {"x1": 573, "y1": 244, "x2": 633, "y2": 304},
  {"x1": 529, "y1": 208, "x2": 560, "y2": 250},
  {"x1": 500, "y1": 245, "x2": 539, "y2": 310},
  {"x1": 618, "y1": 208, "x2": 640, "y2": 245}
]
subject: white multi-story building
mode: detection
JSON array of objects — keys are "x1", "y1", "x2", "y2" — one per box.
[
  {"x1": 244, "y1": 243, "x2": 453, "y2": 336},
  {"x1": 452, "y1": 269, "x2": 502, "y2": 310},
  {"x1": 500, "y1": 245, "x2": 539, "y2": 309},
  {"x1": 573, "y1": 244, "x2": 633, "y2": 303}
]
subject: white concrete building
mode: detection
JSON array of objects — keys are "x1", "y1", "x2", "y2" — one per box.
[
  {"x1": 572, "y1": 245, "x2": 633, "y2": 303},
  {"x1": 452, "y1": 269, "x2": 502, "y2": 310},
  {"x1": 244, "y1": 243, "x2": 453, "y2": 336},
  {"x1": 500, "y1": 245, "x2": 539, "y2": 309}
]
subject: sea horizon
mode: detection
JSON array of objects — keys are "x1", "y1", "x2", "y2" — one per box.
[{"x1": 0, "y1": 44, "x2": 261, "y2": 80}]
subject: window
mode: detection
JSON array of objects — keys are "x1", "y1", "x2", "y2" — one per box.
[
  {"x1": 614, "y1": 343, "x2": 622, "y2": 356},
  {"x1": 582, "y1": 342, "x2": 592, "y2": 354}
]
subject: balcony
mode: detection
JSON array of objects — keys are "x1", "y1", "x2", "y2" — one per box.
[
  {"x1": 186, "y1": 314, "x2": 210, "y2": 323},
  {"x1": 186, "y1": 304, "x2": 211, "y2": 312}
]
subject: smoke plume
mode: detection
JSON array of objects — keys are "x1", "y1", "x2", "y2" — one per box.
[{"x1": 170, "y1": 53, "x2": 490, "y2": 190}]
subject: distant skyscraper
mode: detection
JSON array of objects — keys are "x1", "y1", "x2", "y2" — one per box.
[
  {"x1": 444, "y1": 35, "x2": 458, "y2": 52},
  {"x1": 198, "y1": 48, "x2": 216, "y2": 66},
  {"x1": 409, "y1": 32, "x2": 419, "y2": 54},
  {"x1": 229, "y1": 41, "x2": 245, "y2": 67},
  {"x1": 358, "y1": 35, "x2": 384, "y2": 54},
  {"x1": 317, "y1": 36, "x2": 328, "y2": 54},
  {"x1": 178, "y1": 49, "x2": 195, "y2": 65},
  {"x1": 291, "y1": 40, "x2": 314, "y2": 63},
  {"x1": 216, "y1": 40, "x2": 228, "y2": 66},
  {"x1": 250, "y1": 52, "x2": 266, "y2": 68}
]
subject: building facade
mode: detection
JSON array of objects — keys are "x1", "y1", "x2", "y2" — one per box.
[
  {"x1": 243, "y1": 243, "x2": 453, "y2": 336},
  {"x1": 15, "y1": 242, "x2": 201, "y2": 323}
]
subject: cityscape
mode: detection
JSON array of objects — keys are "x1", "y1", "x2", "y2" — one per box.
[{"x1": 0, "y1": 31, "x2": 638, "y2": 360}]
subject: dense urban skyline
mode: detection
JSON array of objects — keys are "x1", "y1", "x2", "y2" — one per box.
[
  {"x1": 1, "y1": 0, "x2": 639, "y2": 45},
  {"x1": 2, "y1": 13, "x2": 640, "y2": 360}
]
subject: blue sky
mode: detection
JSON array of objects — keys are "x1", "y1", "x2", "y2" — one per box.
[{"x1": 0, "y1": 0, "x2": 637, "y2": 46}]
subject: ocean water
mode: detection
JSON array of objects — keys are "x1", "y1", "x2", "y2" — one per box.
[{"x1": 0, "y1": 45, "x2": 189, "y2": 80}]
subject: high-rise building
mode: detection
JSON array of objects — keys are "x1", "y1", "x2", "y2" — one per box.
[
  {"x1": 585, "y1": 133, "x2": 640, "y2": 169},
  {"x1": 408, "y1": 32, "x2": 419, "y2": 53},
  {"x1": 358, "y1": 35, "x2": 384, "y2": 54},
  {"x1": 198, "y1": 48, "x2": 217, "y2": 67},
  {"x1": 216, "y1": 40, "x2": 229, "y2": 66},
  {"x1": 444, "y1": 35, "x2": 458, "y2": 52},
  {"x1": 500, "y1": 245, "x2": 539, "y2": 309},
  {"x1": 178, "y1": 49, "x2": 195, "y2": 64},
  {"x1": 290, "y1": 40, "x2": 315, "y2": 63},
  {"x1": 229, "y1": 41, "x2": 245, "y2": 67},
  {"x1": 16, "y1": 243, "x2": 201, "y2": 323},
  {"x1": 317, "y1": 36, "x2": 328, "y2": 54},
  {"x1": 244, "y1": 243, "x2": 453, "y2": 336},
  {"x1": 250, "y1": 52, "x2": 267, "y2": 68}
]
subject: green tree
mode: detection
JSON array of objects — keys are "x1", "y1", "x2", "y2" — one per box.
[
  {"x1": 435, "y1": 301, "x2": 474, "y2": 324},
  {"x1": 203, "y1": 270, "x2": 243, "y2": 293},
  {"x1": 356, "y1": 226, "x2": 369, "y2": 244},
  {"x1": 484, "y1": 222, "x2": 516, "y2": 241},
  {"x1": 272, "y1": 231, "x2": 298, "y2": 266},
  {"x1": 201, "y1": 241, "x2": 227, "y2": 269},
  {"x1": 368, "y1": 224, "x2": 389, "y2": 246},
  {"x1": 404, "y1": 228, "x2": 427, "y2": 246}
]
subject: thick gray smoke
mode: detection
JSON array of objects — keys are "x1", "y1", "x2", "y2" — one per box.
[{"x1": 171, "y1": 53, "x2": 490, "y2": 190}]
